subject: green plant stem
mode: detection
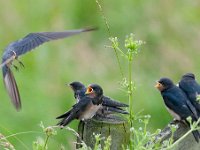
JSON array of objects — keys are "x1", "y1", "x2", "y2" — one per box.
[
  {"x1": 166, "y1": 118, "x2": 200, "y2": 149},
  {"x1": 165, "y1": 129, "x2": 192, "y2": 150},
  {"x1": 2, "y1": 130, "x2": 41, "y2": 150},
  {"x1": 113, "y1": 46, "x2": 125, "y2": 78},
  {"x1": 128, "y1": 60, "x2": 133, "y2": 124},
  {"x1": 128, "y1": 59, "x2": 134, "y2": 150},
  {"x1": 43, "y1": 135, "x2": 50, "y2": 150},
  {"x1": 96, "y1": 0, "x2": 124, "y2": 78}
]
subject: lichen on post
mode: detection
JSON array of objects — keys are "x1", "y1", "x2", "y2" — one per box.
[{"x1": 76, "y1": 115, "x2": 130, "y2": 150}]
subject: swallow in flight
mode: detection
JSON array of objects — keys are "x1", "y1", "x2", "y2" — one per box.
[{"x1": 0, "y1": 28, "x2": 95, "y2": 110}]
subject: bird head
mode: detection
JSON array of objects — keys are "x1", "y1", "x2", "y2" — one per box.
[
  {"x1": 68, "y1": 81, "x2": 85, "y2": 91},
  {"x1": 182, "y1": 73, "x2": 195, "y2": 80},
  {"x1": 85, "y1": 84, "x2": 103, "y2": 99},
  {"x1": 155, "y1": 78, "x2": 174, "y2": 91}
]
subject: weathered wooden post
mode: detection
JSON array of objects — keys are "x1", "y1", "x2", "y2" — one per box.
[
  {"x1": 151, "y1": 120, "x2": 200, "y2": 150},
  {"x1": 76, "y1": 115, "x2": 130, "y2": 150}
]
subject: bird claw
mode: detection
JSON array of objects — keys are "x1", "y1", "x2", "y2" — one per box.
[
  {"x1": 18, "y1": 60, "x2": 25, "y2": 68},
  {"x1": 13, "y1": 65, "x2": 19, "y2": 71}
]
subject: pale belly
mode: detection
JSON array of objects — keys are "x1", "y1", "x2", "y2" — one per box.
[
  {"x1": 80, "y1": 104, "x2": 102, "y2": 120},
  {"x1": 166, "y1": 106, "x2": 181, "y2": 120}
]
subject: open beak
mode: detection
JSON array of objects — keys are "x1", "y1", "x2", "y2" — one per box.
[{"x1": 85, "y1": 86, "x2": 93, "y2": 94}]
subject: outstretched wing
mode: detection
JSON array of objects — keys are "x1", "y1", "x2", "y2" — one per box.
[
  {"x1": 1, "y1": 28, "x2": 95, "y2": 110},
  {"x1": 12, "y1": 28, "x2": 95, "y2": 56}
]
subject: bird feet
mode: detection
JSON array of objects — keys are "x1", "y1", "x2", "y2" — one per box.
[
  {"x1": 10, "y1": 50, "x2": 25, "y2": 69},
  {"x1": 12, "y1": 60, "x2": 24, "y2": 71},
  {"x1": 12, "y1": 64, "x2": 19, "y2": 71},
  {"x1": 16, "y1": 59, "x2": 25, "y2": 68}
]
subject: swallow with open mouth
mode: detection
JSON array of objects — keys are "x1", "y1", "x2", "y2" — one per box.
[
  {"x1": 56, "y1": 84, "x2": 103, "y2": 126},
  {"x1": 68, "y1": 81, "x2": 129, "y2": 115}
]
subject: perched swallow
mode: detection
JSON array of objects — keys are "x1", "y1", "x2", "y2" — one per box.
[
  {"x1": 0, "y1": 28, "x2": 95, "y2": 110},
  {"x1": 155, "y1": 77, "x2": 200, "y2": 142},
  {"x1": 179, "y1": 73, "x2": 200, "y2": 115},
  {"x1": 68, "y1": 81, "x2": 129, "y2": 114},
  {"x1": 56, "y1": 84, "x2": 103, "y2": 126}
]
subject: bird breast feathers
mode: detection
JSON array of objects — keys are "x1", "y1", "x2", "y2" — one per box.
[{"x1": 80, "y1": 104, "x2": 102, "y2": 120}]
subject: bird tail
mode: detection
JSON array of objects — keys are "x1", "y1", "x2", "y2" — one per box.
[
  {"x1": 56, "y1": 110, "x2": 75, "y2": 127},
  {"x1": 3, "y1": 66, "x2": 21, "y2": 110},
  {"x1": 192, "y1": 130, "x2": 200, "y2": 143},
  {"x1": 56, "y1": 110, "x2": 71, "y2": 119}
]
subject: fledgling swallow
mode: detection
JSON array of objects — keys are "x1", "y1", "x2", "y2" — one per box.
[
  {"x1": 56, "y1": 84, "x2": 103, "y2": 127},
  {"x1": 155, "y1": 77, "x2": 200, "y2": 142},
  {"x1": 68, "y1": 81, "x2": 129, "y2": 115},
  {"x1": 0, "y1": 28, "x2": 95, "y2": 110},
  {"x1": 179, "y1": 73, "x2": 200, "y2": 116}
]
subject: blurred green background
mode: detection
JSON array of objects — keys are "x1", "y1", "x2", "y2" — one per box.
[{"x1": 0, "y1": 0, "x2": 200, "y2": 149}]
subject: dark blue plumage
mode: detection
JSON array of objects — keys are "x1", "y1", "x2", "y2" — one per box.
[
  {"x1": 179, "y1": 73, "x2": 200, "y2": 116},
  {"x1": 56, "y1": 84, "x2": 103, "y2": 126},
  {"x1": 155, "y1": 77, "x2": 200, "y2": 142},
  {"x1": 69, "y1": 81, "x2": 86, "y2": 102},
  {"x1": 69, "y1": 81, "x2": 129, "y2": 114},
  {"x1": 0, "y1": 28, "x2": 95, "y2": 110}
]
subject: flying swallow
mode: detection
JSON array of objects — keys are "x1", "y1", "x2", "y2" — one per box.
[
  {"x1": 56, "y1": 84, "x2": 103, "y2": 127},
  {"x1": 155, "y1": 77, "x2": 200, "y2": 142},
  {"x1": 179, "y1": 73, "x2": 200, "y2": 116},
  {"x1": 0, "y1": 28, "x2": 95, "y2": 110},
  {"x1": 68, "y1": 81, "x2": 129, "y2": 114}
]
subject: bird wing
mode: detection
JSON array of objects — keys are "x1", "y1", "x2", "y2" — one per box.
[
  {"x1": 102, "y1": 96, "x2": 129, "y2": 108},
  {"x1": 179, "y1": 80, "x2": 200, "y2": 115},
  {"x1": 13, "y1": 28, "x2": 95, "y2": 56},
  {"x1": 2, "y1": 66, "x2": 21, "y2": 110},
  {"x1": 185, "y1": 99, "x2": 199, "y2": 120},
  {"x1": 103, "y1": 106, "x2": 129, "y2": 114},
  {"x1": 56, "y1": 98, "x2": 91, "y2": 126},
  {"x1": 1, "y1": 28, "x2": 95, "y2": 67},
  {"x1": 163, "y1": 93, "x2": 195, "y2": 119}
]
